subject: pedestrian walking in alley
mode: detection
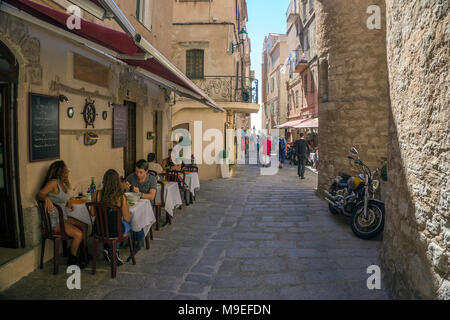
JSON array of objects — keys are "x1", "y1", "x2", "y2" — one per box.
[
  {"x1": 294, "y1": 132, "x2": 310, "y2": 179},
  {"x1": 278, "y1": 135, "x2": 287, "y2": 168},
  {"x1": 262, "y1": 135, "x2": 272, "y2": 167}
]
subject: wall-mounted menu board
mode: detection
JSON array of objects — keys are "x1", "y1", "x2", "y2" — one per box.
[
  {"x1": 113, "y1": 104, "x2": 128, "y2": 148},
  {"x1": 28, "y1": 93, "x2": 60, "y2": 162}
]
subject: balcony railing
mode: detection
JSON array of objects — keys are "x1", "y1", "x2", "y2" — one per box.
[
  {"x1": 289, "y1": 50, "x2": 310, "y2": 75},
  {"x1": 191, "y1": 76, "x2": 259, "y2": 104}
]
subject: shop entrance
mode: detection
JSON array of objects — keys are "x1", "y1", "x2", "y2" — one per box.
[
  {"x1": 0, "y1": 41, "x2": 22, "y2": 250},
  {"x1": 124, "y1": 100, "x2": 137, "y2": 177}
]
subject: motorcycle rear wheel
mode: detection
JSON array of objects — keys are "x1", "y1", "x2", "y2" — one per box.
[{"x1": 350, "y1": 203, "x2": 385, "y2": 239}]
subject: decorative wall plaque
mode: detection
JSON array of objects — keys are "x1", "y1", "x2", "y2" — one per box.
[{"x1": 81, "y1": 98, "x2": 98, "y2": 128}]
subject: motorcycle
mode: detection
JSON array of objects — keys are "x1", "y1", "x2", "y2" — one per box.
[
  {"x1": 325, "y1": 147, "x2": 385, "y2": 239},
  {"x1": 287, "y1": 145, "x2": 297, "y2": 165}
]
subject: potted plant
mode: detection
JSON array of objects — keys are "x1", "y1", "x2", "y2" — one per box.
[{"x1": 219, "y1": 150, "x2": 230, "y2": 178}]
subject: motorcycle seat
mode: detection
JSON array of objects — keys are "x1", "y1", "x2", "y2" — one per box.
[
  {"x1": 339, "y1": 172, "x2": 351, "y2": 180},
  {"x1": 337, "y1": 181, "x2": 348, "y2": 188}
]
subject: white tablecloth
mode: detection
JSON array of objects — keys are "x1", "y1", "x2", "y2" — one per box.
[
  {"x1": 184, "y1": 172, "x2": 200, "y2": 196},
  {"x1": 130, "y1": 199, "x2": 156, "y2": 237},
  {"x1": 69, "y1": 204, "x2": 94, "y2": 225},
  {"x1": 156, "y1": 182, "x2": 183, "y2": 217}
]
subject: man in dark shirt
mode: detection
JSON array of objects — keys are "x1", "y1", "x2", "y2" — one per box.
[
  {"x1": 124, "y1": 159, "x2": 157, "y2": 251},
  {"x1": 294, "y1": 132, "x2": 310, "y2": 179},
  {"x1": 124, "y1": 159, "x2": 157, "y2": 200}
]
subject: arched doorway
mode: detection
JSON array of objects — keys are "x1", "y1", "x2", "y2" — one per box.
[{"x1": 0, "y1": 41, "x2": 22, "y2": 249}]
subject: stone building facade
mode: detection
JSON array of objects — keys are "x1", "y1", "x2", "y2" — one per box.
[
  {"x1": 171, "y1": 0, "x2": 259, "y2": 180},
  {"x1": 315, "y1": 0, "x2": 389, "y2": 194},
  {"x1": 381, "y1": 0, "x2": 449, "y2": 300},
  {"x1": 285, "y1": 0, "x2": 319, "y2": 144},
  {"x1": 261, "y1": 34, "x2": 288, "y2": 133},
  {"x1": 315, "y1": 0, "x2": 449, "y2": 299}
]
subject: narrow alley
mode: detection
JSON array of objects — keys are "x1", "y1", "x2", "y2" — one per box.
[{"x1": 1, "y1": 165, "x2": 390, "y2": 300}]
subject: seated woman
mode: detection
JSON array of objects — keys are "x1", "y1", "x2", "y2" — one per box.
[
  {"x1": 162, "y1": 148, "x2": 183, "y2": 172},
  {"x1": 147, "y1": 153, "x2": 163, "y2": 174},
  {"x1": 37, "y1": 160, "x2": 87, "y2": 268},
  {"x1": 91, "y1": 169, "x2": 131, "y2": 266}
]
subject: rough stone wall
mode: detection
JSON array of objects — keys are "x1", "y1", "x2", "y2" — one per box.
[
  {"x1": 381, "y1": 0, "x2": 449, "y2": 299},
  {"x1": 316, "y1": 0, "x2": 389, "y2": 194}
]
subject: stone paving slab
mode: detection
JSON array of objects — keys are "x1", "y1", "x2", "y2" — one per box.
[{"x1": 0, "y1": 164, "x2": 391, "y2": 300}]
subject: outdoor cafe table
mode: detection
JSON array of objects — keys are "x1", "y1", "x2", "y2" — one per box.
[
  {"x1": 128, "y1": 199, "x2": 156, "y2": 237},
  {"x1": 69, "y1": 200, "x2": 93, "y2": 225},
  {"x1": 156, "y1": 181, "x2": 183, "y2": 217},
  {"x1": 69, "y1": 198, "x2": 156, "y2": 238},
  {"x1": 183, "y1": 172, "x2": 200, "y2": 196}
]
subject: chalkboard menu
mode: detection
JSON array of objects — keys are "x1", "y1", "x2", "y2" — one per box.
[
  {"x1": 29, "y1": 93, "x2": 60, "y2": 162},
  {"x1": 113, "y1": 104, "x2": 128, "y2": 148}
]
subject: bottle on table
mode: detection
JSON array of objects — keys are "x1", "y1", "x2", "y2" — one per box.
[{"x1": 89, "y1": 177, "x2": 96, "y2": 198}]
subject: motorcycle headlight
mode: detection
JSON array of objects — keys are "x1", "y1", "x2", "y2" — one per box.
[{"x1": 372, "y1": 179, "x2": 379, "y2": 191}]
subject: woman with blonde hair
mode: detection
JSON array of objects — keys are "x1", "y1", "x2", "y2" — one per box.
[
  {"x1": 91, "y1": 169, "x2": 131, "y2": 266},
  {"x1": 37, "y1": 160, "x2": 87, "y2": 268}
]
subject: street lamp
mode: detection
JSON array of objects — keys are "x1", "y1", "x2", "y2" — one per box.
[
  {"x1": 231, "y1": 28, "x2": 248, "y2": 53},
  {"x1": 238, "y1": 28, "x2": 248, "y2": 42}
]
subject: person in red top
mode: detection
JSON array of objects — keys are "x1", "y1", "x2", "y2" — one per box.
[{"x1": 262, "y1": 135, "x2": 272, "y2": 167}]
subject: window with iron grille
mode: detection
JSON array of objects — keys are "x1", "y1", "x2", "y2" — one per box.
[{"x1": 186, "y1": 49, "x2": 204, "y2": 79}]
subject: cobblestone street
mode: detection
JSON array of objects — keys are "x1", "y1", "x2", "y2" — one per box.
[{"x1": 1, "y1": 164, "x2": 390, "y2": 300}]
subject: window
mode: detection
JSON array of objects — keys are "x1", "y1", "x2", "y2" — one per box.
[
  {"x1": 302, "y1": 0, "x2": 307, "y2": 21},
  {"x1": 304, "y1": 74, "x2": 308, "y2": 93},
  {"x1": 136, "y1": 0, "x2": 153, "y2": 30},
  {"x1": 310, "y1": 71, "x2": 315, "y2": 92},
  {"x1": 296, "y1": 19, "x2": 302, "y2": 36},
  {"x1": 296, "y1": 90, "x2": 299, "y2": 108},
  {"x1": 186, "y1": 49, "x2": 204, "y2": 78}
]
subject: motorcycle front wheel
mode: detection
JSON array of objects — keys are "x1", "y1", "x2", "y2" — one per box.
[{"x1": 350, "y1": 202, "x2": 385, "y2": 239}]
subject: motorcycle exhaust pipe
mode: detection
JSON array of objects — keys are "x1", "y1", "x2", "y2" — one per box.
[
  {"x1": 324, "y1": 191, "x2": 337, "y2": 200},
  {"x1": 325, "y1": 197, "x2": 338, "y2": 208}
]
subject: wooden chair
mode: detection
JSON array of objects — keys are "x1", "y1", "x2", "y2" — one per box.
[
  {"x1": 166, "y1": 170, "x2": 190, "y2": 206},
  {"x1": 38, "y1": 201, "x2": 69, "y2": 275},
  {"x1": 182, "y1": 165, "x2": 198, "y2": 203},
  {"x1": 153, "y1": 180, "x2": 172, "y2": 230},
  {"x1": 183, "y1": 165, "x2": 199, "y2": 173},
  {"x1": 148, "y1": 170, "x2": 158, "y2": 177},
  {"x1": 86, "y1": 202, "x2": 136, "y2": 278}
]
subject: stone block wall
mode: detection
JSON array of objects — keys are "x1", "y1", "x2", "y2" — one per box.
[
  {"x1": 381, "y1": 0, "x2": 449, "y2": 299},
  {"x1": 316, "y1": 0, "x2": 390, "y2": 194}
]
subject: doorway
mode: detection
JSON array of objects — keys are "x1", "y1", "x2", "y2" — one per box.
[
  {"x1": 0, "y1": 41, "x2": 22, "y2": 250},
  {"x1": 124, "y1": 100, "x2": 136, "y2": 177}
]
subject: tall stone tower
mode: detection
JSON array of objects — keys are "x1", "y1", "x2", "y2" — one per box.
[
  {"x1": 382, "y1": 0, "x2": 449, "y2": 299},
  {"x1": 315, "y1": 0, "x2": 390, "y2": 194}
]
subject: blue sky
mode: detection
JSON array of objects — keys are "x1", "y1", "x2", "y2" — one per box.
[{"x1": 247, "y1": 0, "x2": 291, "y2": 130}]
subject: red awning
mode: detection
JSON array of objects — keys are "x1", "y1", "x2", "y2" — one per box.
[
  {"x1": 123, "y1": 58, "x2": 192, "y2": 92},
  {"x1": 3, "y1": 0, "x2": 223, "y2": 110},
  {"x1": 293, "y1": 118, "x2": 319, "y2": 128},
  {"x1": 5, "y1": 0, "x2": 142, "y2": 56},
  {"x1": 276, "y1": 119, "x2": 305, "y2": 129}
]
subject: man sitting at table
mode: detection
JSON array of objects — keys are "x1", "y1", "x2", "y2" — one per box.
[
  {"x1": 162, "y1": 148, "x2": 183, "y2": 172},
  {"x1": 147, "y1": 153, "x2": 163, "y2": 174},
  {"x1": 124, "y1": 159, "x2": 157, "y2": 251}
]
